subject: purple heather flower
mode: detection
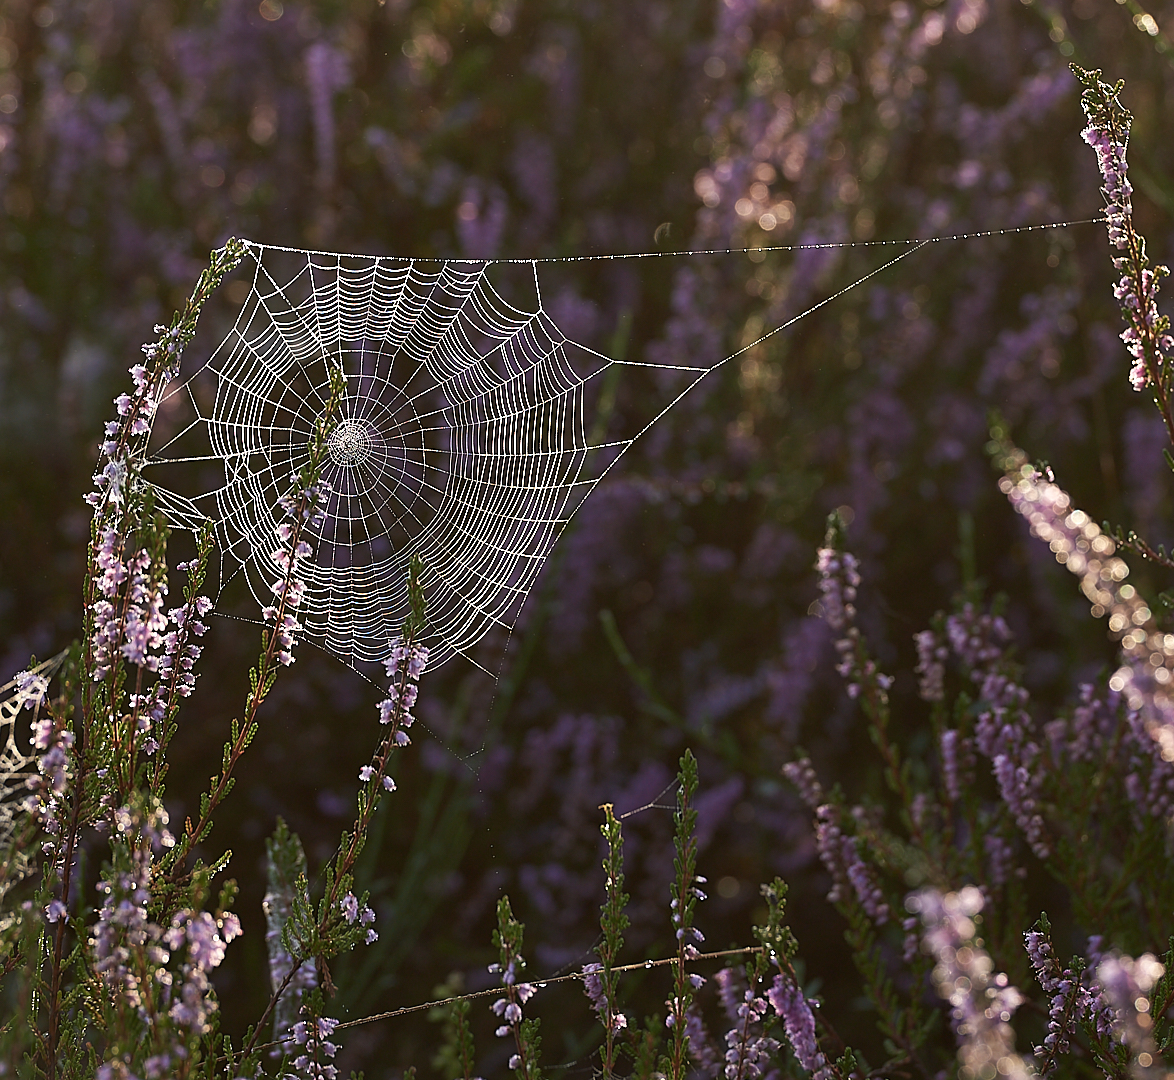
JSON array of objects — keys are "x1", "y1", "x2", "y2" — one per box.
[
  {"x1": 814, "y1": 546, "x2": 859, "y2": 632},
  {"x1": 767, "y1": 973, "x2": 831, "y2": 1079},
  {"x1": 812, "y1": 804, "x2": 888, "y2": 923},
  {"x1": 45, "y1": 898, "x2": 67, "y2": 923},
  {"x1": 782, "y1": 758, "x2": 824, "y2": 809},
  {"x1": 1024, "y1": 929, "x2": 1092, "y2": 1071},
  {"x1": 914, "y1": 627, "x2": 948, "y2": 702},
  {"x1": 1096, "y1": 953, "x2": 1167, "y2": 1077},
  {"x1": 945, "y1": 603, "x2": 1011, "y2": 672},
  {"x1": 715, "y1": 981, "x2": 781, "y2": 1079},
  {"x1": 1000, "y1": 461, "x2": 1174, "y2": 758},
  {"x1": 183, "y1": 911, "x2": 227, "y2": 970},
  {"x1": 715, "y1": 966, "x2": 744, "y2": 1025},
  {"x1": 992, "y1": 753, "x2": 1049, "y2": 859},
  {"x1": 582, "y1": 963, "x2": 604, "y2": 1010},
  {"x1": 912, "y1": 887, "x2": 1032, "y2": 1080},
  {"x1": 983, "y1": 832, "x2": 1016, "y2": 888},
  {"x1": 290, "y1": 1005, "x2": 342, "y2": 1080},
  {"x1": 582, "y1": 963, "x2": 626, "y2": 1034},
  {"x1": 685, "y1": 1006, "x2": 723, "y2": 1078},
  {"x1": 32, "y1": 715, "x2": 54, "y2": 750},
  {"x1": 14, "y1": 668, "x2": 50, "y2": 710}
]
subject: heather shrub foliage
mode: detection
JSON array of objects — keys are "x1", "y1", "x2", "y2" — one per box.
[{"x1": 3, "y1": 0, "x2": 1174, "y2": 1075}]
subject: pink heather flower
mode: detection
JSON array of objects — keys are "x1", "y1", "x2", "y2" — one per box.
[
  {"x1": 1081, "y1": 123, "x2": 1132, "y2": 250},
  {"x1": 359, "y1": 765, "x2": 374, "y2": 782},
  {"x1": 407, "y1": 646, "x2": 429, "y2": 677},
  {"x1": 383, "y1": 641, "x2": 407, "y2": 678}
]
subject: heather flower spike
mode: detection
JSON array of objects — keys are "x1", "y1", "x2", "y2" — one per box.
[
  {"x1": 491, "y1": 896, "x2": 542, "y2": 1079},
  {"x1": 1024, "y1": 914, "x2": 1106, "y2": 1077},
  {"x1": 586, "y1": 801, "x2": 630, "y2": 1071},
  {"x1": 85, "y1": 239, "x2": 247, "y2": 516},
  {"x1": 912, "y1": 887, "x2": 1032, "y2": 1080},
  {"x1": 813, "y1": 513, "x2": 920, "y2": 838},
  {"x1": 287, "y1": 994, "x2": 343, "y2": 1080},
  {"x1": 992, "y1": 420, "x2": 1174, "y2": 761},
  {"x1": 1097, "y1": 952, "x2": 1168, "y2": 1080},
  {"x1": 1074, "y1": 66, "x2": 1174, "y2": 429},
  {"x1": 756, "y1": 879, "x2": 839, "y2": 1080}
]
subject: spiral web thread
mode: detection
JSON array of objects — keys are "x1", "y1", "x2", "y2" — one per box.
[{"x1": 143, "y1": 242, "x2": 724, "y2": 673}]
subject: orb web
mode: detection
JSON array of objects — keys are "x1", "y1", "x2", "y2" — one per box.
[{"x1": 142, "y1": 242, "x2": 713, "y2": 673}]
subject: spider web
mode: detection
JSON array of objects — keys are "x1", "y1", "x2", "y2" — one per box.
[
  {"x1": 141, "y1": 224, "x2": 1061, "y2": 674},
  {"x1": 143, "y1": 242, "x2": 728, "y2": 673}
]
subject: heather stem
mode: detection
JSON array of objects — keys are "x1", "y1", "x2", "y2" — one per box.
[
  {"x1": 596, "y1": 802, "x2": 630, "y2": 1075},
  {"x1": 164, "y1": 366, "x2": 344, "y2": 880},
  {"x1": 666, "y1": 749, "x2": 702, "y2": 1079}
]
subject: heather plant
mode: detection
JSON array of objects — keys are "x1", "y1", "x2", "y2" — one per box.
[
  {"x1": 0, "y1": 239, "x2": 438, "y2": 1075},
  {"x1": 767, "y1": 65, "x2": 1174, "y2": 1080}
]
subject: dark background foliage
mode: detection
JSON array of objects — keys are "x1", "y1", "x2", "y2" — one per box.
[{"x1": 2, "y1": 0, "x2": 1173, "y2": 1073}]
